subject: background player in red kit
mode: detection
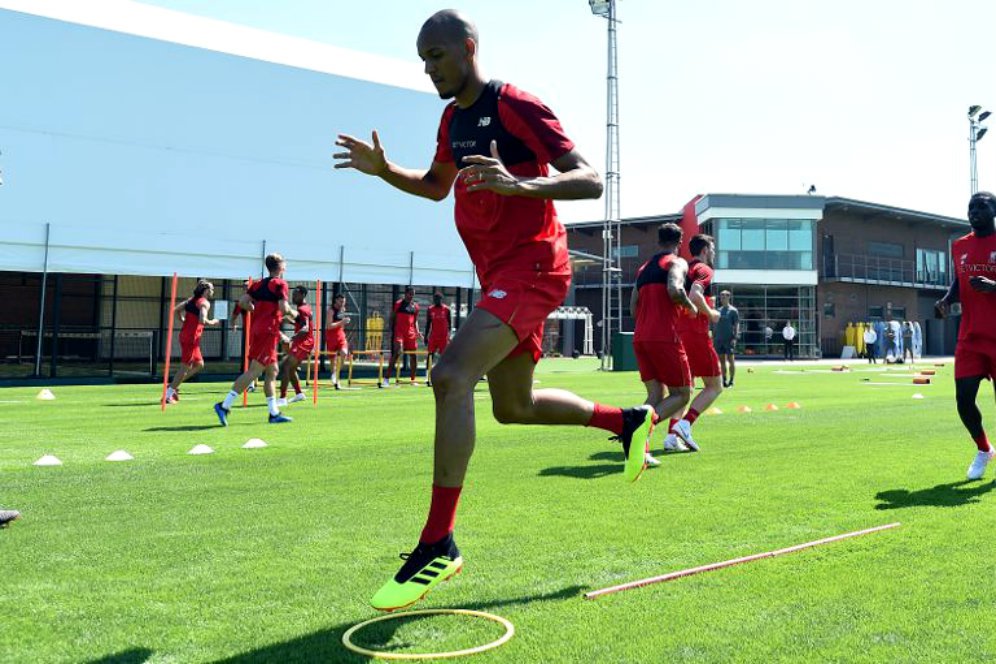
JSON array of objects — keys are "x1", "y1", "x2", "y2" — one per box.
[
  {"x1": 424, "y1": 291, "x2": 452, "y2": 371},
  {"x1": 663, "y1": 234, "x2": 723, "y2": 455},
  {"x1": 631, "y1": 223, "x2": 697, "y2": 467},
  {"x1": 278, "y1": 285, "x2": 314, "y2": 406},
  {"x1": 326, "y1": 292, "x2": 350, "y2": 390},
  {"x1": 214, "y1": 253, "x2": 295, "y2": 425},
  {"x1": 936, "y1": 191, "x2": 996, "y2": 480},
  {"x1": 165, "y1": 280, "x2": 219, "y2": 405},
  {"x1": 334, "y1": 9, "x2": 656, "y2": 611},
  {"x1": 386, "y1": 286, "x2": 420, "y2": 387}
]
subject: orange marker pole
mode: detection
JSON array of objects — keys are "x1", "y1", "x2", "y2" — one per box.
[
  {"x1": 243, "y1": 277, "x2": 253, "y2": 408},
  {"x1": 313, "y1": 279, "x2": 322, "y2": 405},
  {"x1": 160, "y1": 272, "x2": 179, "y2": 411}
]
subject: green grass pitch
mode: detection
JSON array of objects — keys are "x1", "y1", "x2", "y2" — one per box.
[{"x1": 1, "y1": 359, "x2": 994, "y2": 662}]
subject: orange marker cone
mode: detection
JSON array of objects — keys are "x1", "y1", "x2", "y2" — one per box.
[
  {"x1": 764, "y1": 403, "x2": 779, "y2": 411},
  {"x1": 912, "y1": 377, "x2": 931, "y2": 385},
  {"x1": 737, "y1": 405, "x2": 753, "y2": 414},
  {"x1": 934, "y1": 363, "x2": 946, "y2": 367},
  {"x1": 919, "y1": 369, "x2": 936, "y2": 376},
  {"x1": 786, "y1": 402, "x2": 802, "y2": 409}
]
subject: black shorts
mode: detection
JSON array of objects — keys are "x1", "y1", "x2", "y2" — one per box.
[{"x1": 714, "y1": 338, "x2": 735, "y2": 355}]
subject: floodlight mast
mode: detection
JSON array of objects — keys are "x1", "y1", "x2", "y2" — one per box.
[
  {"x1": 969, "y1": 104, "x2": 990, "y2": 195},
  {"x1": 589, "y1": 0, "x2": 622, "y2": 369}
]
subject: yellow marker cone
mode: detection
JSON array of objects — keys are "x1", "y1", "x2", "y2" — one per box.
[
  {"x1": 764, "y1": 403, "x2": 779, "y2": 411},
  {"x1": 707, "y1": 407, "x2": 723, "y2": 415},
  {"x1": 36, "y1": 389, "x2": 55, "y2": 401},
  {"x1": 786, "y1": 402, "x2": 802, "y2": 409},
  {"x1": 737, "y1": 405, "x2": 752, "y2": 414}
]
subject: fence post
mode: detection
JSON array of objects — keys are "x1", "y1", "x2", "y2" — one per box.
[{"x1": 33, "y1": 222, "x2": 51, "y2": 377}]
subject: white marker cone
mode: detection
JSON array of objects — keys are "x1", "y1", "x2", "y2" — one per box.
[
  {"x1": 36, "y1": 389, "x2": 55, "y2": 401},
  {"x1": 105, "y1": 450, "x2": 134, "y2": 461},
  {"x1": 911, "y1": 393, "x2": 925, "y2": 400},
  {"x1": 188, "y1": 444, "x2": 214, "y2": 455},
  {"x1": 33, "y1": 454, "x2": 62, "y2": 466},
  {"x1": 242, "y1": 438, "x2": 268, "y2": 449}
]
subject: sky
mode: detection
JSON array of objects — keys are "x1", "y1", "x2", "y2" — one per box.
[{"x1": 123, "y1": 0, "x2": 996, "y2": 222}]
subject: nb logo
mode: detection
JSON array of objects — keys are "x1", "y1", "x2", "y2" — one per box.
[
  {"x1": 488, "y1": 289, "x2": 507, "y2": 299},
  {"x1": 477, "y1": 116, "x2": 491, "y2": 127},
  {"x1": 990, "y1": 251, "x2": 996, "y2": 263}
]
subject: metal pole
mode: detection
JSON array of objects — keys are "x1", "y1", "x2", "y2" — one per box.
[
  {"x1": 109, "y1": 274, "x2": 119, "y2": 376},
  {"x1": 33, "y1": 223, "x2": 51, "y2": 377},
  {"x1": 409, "y1": 251, "x2": 415, "y2": 286},
  {"x1": 338, "y1": 245, "x2": 345, "y2": 286},
  {"x1": 598, "y1": 0, "x2": 622, "y2": 370},
  {"x1": 970, "y1": 116, "x2": 978, "y2": 196}
]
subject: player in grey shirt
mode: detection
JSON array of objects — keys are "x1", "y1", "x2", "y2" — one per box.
[{"x1": 713, "y1": 290, "x2": 740, "y2": 387}]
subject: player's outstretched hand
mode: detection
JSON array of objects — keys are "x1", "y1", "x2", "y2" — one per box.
[
  {"x1": 934, "y1": 298, "x2": 950, "y2": 318},
  {"x1": 969, "y1": 276, "x2": 996, "y2": 293},
  {"x1": 461, "y1": 140, "x2": 520, "y2": 195},
  {"x1": 334, "y1": 131, "x2": 387, "y2": 176}
]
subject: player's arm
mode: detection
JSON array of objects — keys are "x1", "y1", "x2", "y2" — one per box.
[
  {"x1": 199, "y1": 302, "x2": 219, "y2": 327},
  {"x1": 334, "y1": 131, "x2": 458, "y2": 202},
  {"x1": 935, "y1": 277, "x2": 960, "y2": 317},
  {"x1": 969, "y1": 275, "x2": 996, "y2": 293},
  {"x1": 731, "y1": 310, "x2": 741, "y2": 344},
  {"x1": 689, "y1": 283, "x2": 720, "y2": 323},
  {"x1": 462, "y1": 141, "x2": 602, "y2": 200},
  {"x1": 237, "y1": 293, "x2": 255, "y2": 313},
  {"x1": 667, "y1": 261, "x2": 697, "y2": 316},
  {"x1": 423, "y1": 311, "x2": 432, "y2": 341},
  {"x1": 629, "y1": 285, "x2": 639, "y2": 319}
]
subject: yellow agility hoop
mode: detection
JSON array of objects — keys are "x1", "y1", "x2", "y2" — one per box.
[{"x1": 341, "y1": 609, "x2": 515, "y2": 660}]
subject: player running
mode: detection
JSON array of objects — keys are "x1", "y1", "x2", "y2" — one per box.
[
  {"x1": 631, "y1": 223, "x2": 698, "y2": 467},
  {"x1": 334, "y1": 9, "x2": 656, "y2": 612},
  {"x1": 936, "y1": 191, "x2": 996, "y2": 480},
  {"x1": 278, "y1": 285, "x2": 315, "y2": 406},
  {"x1": 424, "y1": 291, "x2": 452, "y2": 382},
  {"x1": 661, "y1": 234, "x2": 723, "y2": 456},
  {"x1": 165, "y1": 280, "x2": 219, "y2": 405},
  {"x1": 213, "y1": 254, "x2": 295, "y2": 426},
  {"x1": 386, "y1": 286, "x2": 421, "y2": 387},
  {"x1": 326, "y1": 293, "x2": 350, "y2": 390}
]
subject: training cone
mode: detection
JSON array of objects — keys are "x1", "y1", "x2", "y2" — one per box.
[
  {"x1": 188, "y1": 444, "x2": 214, "y2": 456},
  {"x1": 36, "y1": 389, "x2": 55, "y2": 401},
  {"x1": 786, "y1": 402, "x2": 802, "y2": 409},
  {"x1": 707, "y1": 407, "x2": 723, "y2": 415},
  {"x1": 934, "y1": 363, "x2": 946, "y2": 367},
  {"x1": 105, "y1": 450, "x2": 134, "y2": 462},
  {"x1": 912, "y1": 393, "x2": 925, "y2": 400},
  {"x1": 919, "y1": 369, "x2": 936, "y2": 376},
  {"x1": 913, "y1": 377, "x2": 931, "y2": 385},
  {"x1": 242, "y1": 438, "x2": 268, "y2": 449},
  {"x1": 746, "y1": 367, "x2": 754, "y2": 374},
  {"x1": 764, "y1": 403, "x2": 779, "y2": 411},
  {"x1": 831, "y1": 366, "x2": 848, "y2": 372},
  {"x1": 737, "y1": 405, "x2": 753, "y2": 414},
  {"x1": 33, "y1": 454, "x2": 62, "y2": 466}
]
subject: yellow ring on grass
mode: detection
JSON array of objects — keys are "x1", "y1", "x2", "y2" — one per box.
[{"x1": 341, "y1": 609, "x2": 515, "y2": 660}]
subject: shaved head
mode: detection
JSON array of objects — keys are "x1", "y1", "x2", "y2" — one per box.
[{"x1": 419, "y1": 9, "x2": 478, "y2": 46}]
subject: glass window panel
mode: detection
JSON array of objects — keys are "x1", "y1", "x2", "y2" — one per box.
[
  {"x1": 717, "y1": 219, "x2": 741, "y2": 251},
  {"x1": 798, "y1": 252, "x2": 813, "y2": 269},
  {"x1": 766, "y1": 219, "x2": 788, "y2": 251},
  {"x1": 741, "y1": 219, "x2": 765, "y2": 251},
  {"x1": 717, "y1": 251, "x2": 729, "y2": 269}
]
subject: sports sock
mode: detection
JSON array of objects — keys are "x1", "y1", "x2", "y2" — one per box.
[
  {"x1": 166, "y1": 387, "x2": 176, "y2": 398},
  {"x1": 587, "y1": 403, "x2": 624, "y2": 435},
  {"x1": 279, "y1": 386, "x2": 288, "y2": 399},
  {"x1": 420, "y1": 484, "x2": 462, "y2": 544},
  {"x1": 266, "y1": 396, "x2": 279, "y2": 417},
  {"x1": 669, "y1": 418, "x2": 679, "y2": 432},
  {"x1": 973, "y1": 431, "x2": 992, "y2": 453},
  {"x1": 684, "y1": 408, "x2": 701, "y2": 426},
  {"x1": 221, "y1": 390, "x2": 238, "y2": 410}
]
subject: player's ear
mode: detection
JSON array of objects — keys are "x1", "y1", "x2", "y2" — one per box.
[{"x1": 463, "y1": 37, "x2": 477, "y2": 59}]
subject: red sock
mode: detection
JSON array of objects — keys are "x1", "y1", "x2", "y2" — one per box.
[
  {"x1": 420, "y1": 484, "x2": 462, "y2": 544},
  {"x1": 587, "y1": 403, "x2": 624, "y2": 435},
  {"x1": 973, "y1": 431, "x2": 992, "y2": 453},
  {"x1": 669, "y1": 418, "x2": 679, "y2": 432},
  {"x1": 685, "y1": 408, "x2": 701, "y2": 426},
  {"x1": 279, "y1": 386, "x2": 287, "y2": 398}
]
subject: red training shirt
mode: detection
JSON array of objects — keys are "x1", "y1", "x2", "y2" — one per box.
[
  {"x1": 633, "y1": 252, "x2": 684, "y2": 344},
  {"x1": 953, "y1": 231, "x2": 996, "y2": 343},
  {"x1": 675, "y1": 258, "x2": 714, "y2": 337},
  {"x1": 179, "y1": 297, "x2": 207, "y2": 345},
  {"x1": 247, "y1": 277, "x2": 289, "y2": 337},
  {"x1": 393, "y1": 299, "x2": 419, "y2": 338}
]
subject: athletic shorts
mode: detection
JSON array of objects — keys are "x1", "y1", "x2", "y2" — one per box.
[
  {"x1": 290, "y1": 341, "x2": 315, "y2": 362},
  {"x1": 427, "y1": 335, "x2": 449, "y2": 354},
  {"x1": 476, "y1": 270, "x2": 571, "y2": 364},
  {"x1": 180, "y1": 339, "x2": 203, "y2": 365},
  {"x1": 684, "y1": 334, "x2": 721, "y2": 378},
  {"x1": 325, "y1": 332, "x2": 348, "y2": 354},
  {"x1": 714, "y1": 338, "x2": 735, "y2": 355},
  {"x1": 955, "y1": 337, "x2": 996, "y2": 380},
  {"x1": 633, "y1": 340, "x2": 691, "y2": 386},
  {"x1": 249, "y1": 332, "x2": 279, "y2": 367},
  {"x1": 393, "y1": 335, "x2": 419, "y2": 352}
]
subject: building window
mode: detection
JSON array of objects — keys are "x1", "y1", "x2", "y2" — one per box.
[
  {"x1": 867, "y1": 241, "x2": 904, "y2": 258},
  {"x1": 891, "y1": 306, "x2": 907, "y2": 320},
  {"x1": 916, "y1": 248, "x2": 947, "y2": 286},
  {"x1": 868, "y1": 306, "x2": 884, "y2": 319},
  {"x1": 612, "y1": 245, "x2": 640, "y2": 259},
  {"x1": 715, "y1": 218, "x2": 814, "y2": 270}
]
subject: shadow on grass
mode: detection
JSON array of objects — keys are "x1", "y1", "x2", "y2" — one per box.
[
  {"x1": 85, "y1": 648, "x2": 154, "y2": 664},
  {"x1": 539, "y1": 464, "x2": 619, "y2": 480},
  {"x1": 875, "y1": 480, "x2": 996, "y2": 510},
  {"x1": 143, "y1": 425, "x2": 225, "y2": 432},
  {"x1": 215, "y1": 584, "x2": 586, "y2": 663},
  {"x1": 588, "y1": 450, "x2": 623, "y2": 463}
]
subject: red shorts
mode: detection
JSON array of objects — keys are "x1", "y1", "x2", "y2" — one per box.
[
  {"x1": 683, "y1": 334, "x2": 721, "y2": 378},
  {"x1": 290, "y1": 341, "x2": 315, "y2": 362},
  {"x1": 955, "y1": 337, "x2": 996, "y2": 380},
  {"x1": 180, "y1": 339, "x2": 203, "y2": 365},
  {"x1": 325, "y1": 331, "x2": 348, "y2": 354},
  {"x1": 393, "y1": 335, "x2": 419, "y2": 352},
  {"x1": 476, "y1": 270, "x2": 570, "y2": 364},
  {"x1": 427, "y1": 335, "x2": 449, "y2": 354},
  {"x1": 634, "y1": 340, "x2": 692, "y2": 386},
  {"x1": 249, "y1": 332, "x2": 279, "y2": 366}
]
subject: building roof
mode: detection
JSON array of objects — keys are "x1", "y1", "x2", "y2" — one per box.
[
  {"x1": 822, "y1": 196, "x2": 968, "y2": 230},
  {"x1": 565, "y1": 212, "x2": 683, "y2": 232}
]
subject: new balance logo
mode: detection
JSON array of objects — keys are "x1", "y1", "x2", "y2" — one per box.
[
  {"x1": 489, "y1": 289, "x2": 507, "y2": 299},
  {"x1": 478, "y1": 116, "x2": 491, "y2": 127},
  {"x1": 990, "y1": 251, "x2": 996, "y2": 263}
]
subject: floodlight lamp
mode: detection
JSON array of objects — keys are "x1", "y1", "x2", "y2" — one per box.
[
  {"x1": 977, "y1": 127, "x2": 989, "y2": 141},
  {"x1": 969, "y1": 105, "x2": 982, "y2": 118},
  {"x1": 588, "y1": 0, "x2": 611, "y2": 17},
  {"x1": 979, "y1": 111, "x2": 992, "y2": 122}
]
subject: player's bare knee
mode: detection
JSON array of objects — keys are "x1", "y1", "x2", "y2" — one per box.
[
  {"x1": 491, "y1": 400, "x2": 532, "y2": 425},
  {"x1": 429, "y1": 361, "x2": 475, "y2": 398}
]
